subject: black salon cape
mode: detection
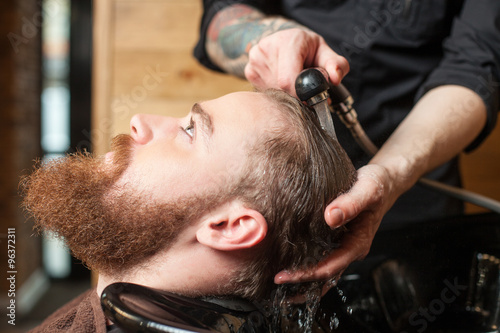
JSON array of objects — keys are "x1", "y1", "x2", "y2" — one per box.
[{"x1": 194, "y1": 0, "x2": 500, "y2": 224}]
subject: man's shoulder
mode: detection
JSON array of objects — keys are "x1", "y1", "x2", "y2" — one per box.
[{"x1": 29, "y1": 288, "x2": 107, "y2": 333}]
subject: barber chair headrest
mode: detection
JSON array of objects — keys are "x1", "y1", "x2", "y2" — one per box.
[{"x1": 101, "y1": 282, "x2": 269, "y2": 333}]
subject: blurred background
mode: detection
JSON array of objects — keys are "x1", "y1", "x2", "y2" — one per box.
[{"x1": 0, "y1": 0, "x2": 498, "y2": 332}]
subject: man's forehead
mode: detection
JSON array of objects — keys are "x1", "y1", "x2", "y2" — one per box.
[{"x1": 201, "y1": 91, "x2": 281, "y2": 124}]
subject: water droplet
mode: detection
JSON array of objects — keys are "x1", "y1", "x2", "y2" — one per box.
[
  {"x1": 270, "y1": 282, "x2": 324, "y2": 333},
  {"x1": 329, "y1": 316, "x2": 340, "y2": 330}
]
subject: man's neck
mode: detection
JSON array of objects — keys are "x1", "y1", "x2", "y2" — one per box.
[{"x1": 95, "y1": 242, "x2": 241, "y2": 298}]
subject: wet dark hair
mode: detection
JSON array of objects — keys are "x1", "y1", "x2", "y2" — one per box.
[{"x1": 229, "y1": 89, "x2": 356, "y2": 299}]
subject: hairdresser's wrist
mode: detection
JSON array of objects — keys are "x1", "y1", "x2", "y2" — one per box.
[{"x1": 368, "y1": 154, "x2": 422, "y2": 200}]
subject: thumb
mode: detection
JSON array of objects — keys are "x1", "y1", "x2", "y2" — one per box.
[
  {"x1": 316, "y1": 41, "x2": 350, "y2": 85},
  {"x1": 325, "y1": 165, "x2": 389, "y2": 229},
  {"x1": 324, "y1": 192, "x2": 363, "y2": 229}
]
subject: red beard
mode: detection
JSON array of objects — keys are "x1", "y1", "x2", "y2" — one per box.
[{"x1": 20, "y1": 134, "x2": 197, "y2": 277}]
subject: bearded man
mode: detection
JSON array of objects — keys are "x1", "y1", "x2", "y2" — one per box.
[{"x1": 22, "y1": 89, "x2": 356, "y2": 332}]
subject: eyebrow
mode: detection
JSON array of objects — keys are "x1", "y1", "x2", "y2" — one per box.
[{"x1": 192, "y1": 102, "x2": 213, "y2": 145}]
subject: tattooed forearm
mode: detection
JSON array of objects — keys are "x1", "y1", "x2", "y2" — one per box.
[{"x1": 206, "y1": 4, "x2": 304, "y2": 77}]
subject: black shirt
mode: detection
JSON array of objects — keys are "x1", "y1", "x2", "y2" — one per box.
[{"x1": 194, "y1": 0, "x2": 500, "y2": 223}]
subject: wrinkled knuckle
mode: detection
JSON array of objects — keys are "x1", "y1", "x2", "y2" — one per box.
[
  {"x1": 244, "y1": 65, "x2": 258, "y2": 81},
  {"x1": 350, "y1": 200, "x2": 362, "y2": 217},
  {"x1": 289, "y1": 28, "x2": 311, "y2": 45},
  {"x1": 247, "y1": 45, "x2": 259, "y2": 61},
  {"x1": 276, "y1": 79, "x2": 289, "y2": 91},
  {"x1": 256, "y1": 36, "x2": 271, "y2": 50},
  {"x1": 276, "y1": 75, "x2": 293, "y2": 92}
]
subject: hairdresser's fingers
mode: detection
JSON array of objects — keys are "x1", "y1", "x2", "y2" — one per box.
[
  {"x1": 275, "y1": 165, "x2": 401, "y2": 285},
  {"x1": 246, "y1": 29, "x2": 310, "y2": 94},
  {"x1": 245, "y1": 44, "x2": 271, "y2": 90},
  {"x1": 245, "y1": 29, "x2": 349, "y2": 95},
  {"x1": 245, "y1": 33, "x2": 289, "y2": 91},
  {"x1": 274, "y1": 165, "x2": 394, "y2": 284},
  {"x1": 324, "y1": 164, "x2": 389, "y2": 229},
  {"x1": 315, "y1": 39, "x2": 350, "y2": 86},
  {"x1": 273, "y1": 29, "x2": 349, "y2": 93},
  {"x1": 274, "y1": 29, "x2": 321, "y2": 94},
  {"x1": 275, "y1": 213, "x2": 375, "y2": 284}
]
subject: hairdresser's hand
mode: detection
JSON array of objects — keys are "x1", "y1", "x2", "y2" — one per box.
[
  {"x1": 275, "y1": 164, "x2": 399, "y2": 284},
  {"x1": 245, "y1": 28, "x2": 349, "y2": 96}
]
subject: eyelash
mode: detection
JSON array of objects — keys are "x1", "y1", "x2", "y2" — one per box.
[{"x1": 182, "y1": 117, "x2": 195, "y2": 139}]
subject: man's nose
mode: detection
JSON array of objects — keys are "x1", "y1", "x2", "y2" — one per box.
[{"x1": 130, "y1": 114, "x2": 155, "y2": 144}]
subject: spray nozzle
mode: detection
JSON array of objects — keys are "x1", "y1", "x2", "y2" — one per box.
[
  {"x1": 295, "y1": 68, "x2": 377, "y2": 155},
  {"x1": 295, "y1": 68, "x2": 337, "y2": 139}
]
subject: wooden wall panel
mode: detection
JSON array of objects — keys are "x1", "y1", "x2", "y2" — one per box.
[
  {"x1": 111, "y1": 52, "x2": 252, "y2": 100},
  {"x1": 113, "y1": 0, "x2": 201, "y2": 51},
  {"x1": 92, "y1": 0, "x2": 114, "y2": 155}
]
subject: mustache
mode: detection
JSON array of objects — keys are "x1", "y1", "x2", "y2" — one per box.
[{"x1": 110, "y1": 134, "x2": 135, "y2": 176}]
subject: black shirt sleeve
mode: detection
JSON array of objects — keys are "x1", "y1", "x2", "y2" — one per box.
[
  {"x1": 193, "y1": 0, "x2": 277, "y2": 72},
  {"x1": 417, "y1": 0, "x2": 500, "y2": 151}
]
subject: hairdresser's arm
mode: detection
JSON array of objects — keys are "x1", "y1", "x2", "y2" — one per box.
[
  {"x1": 275, "y1": 84, "x2": 487, "y2": 283},
  {"x1": 205, "y1": 4, "x2": 349, "y2": 93}
]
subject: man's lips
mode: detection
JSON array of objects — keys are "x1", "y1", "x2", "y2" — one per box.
[{"x1": 105, "y1": 151, "x2": 114, "y2": 163}]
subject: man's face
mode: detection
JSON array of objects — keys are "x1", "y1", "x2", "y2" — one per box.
[
  {"x1": 113, "y1": 91, "x2": 278, "y2": 202},
  {"x1": 22, "y1": 91, "x2": 281, "y2": 275}
]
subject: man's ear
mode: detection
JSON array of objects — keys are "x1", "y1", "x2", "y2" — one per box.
[{"x1": 196, "y1": 201, "x2": 267, "y2": 251}]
